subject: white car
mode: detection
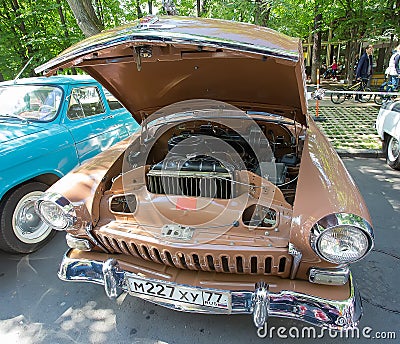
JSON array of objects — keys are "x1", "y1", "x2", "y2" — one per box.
[{"x1": 376, "y1": 101, "x2": 400, "y2": 169}]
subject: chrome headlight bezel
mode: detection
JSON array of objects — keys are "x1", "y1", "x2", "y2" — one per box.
[
  {"x1": 310, "y1": 213, "x2": 374, "y2": 264},
  {"x1": 35, "y1": 193, "x2": 76, "y2": 231}
]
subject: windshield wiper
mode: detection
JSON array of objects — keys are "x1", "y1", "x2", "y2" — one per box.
[{"x1": 0, "y1": 113, "x2": 27, "y2": 121}]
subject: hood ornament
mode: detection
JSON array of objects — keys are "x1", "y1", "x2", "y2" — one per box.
[{"x1": 135, "y1": 15, "x2": 176, "y2": 30}]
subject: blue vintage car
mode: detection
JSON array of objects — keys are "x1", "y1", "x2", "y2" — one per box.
[{"x1": 0, "y1": 75, "x2": 138, "y2": 254}]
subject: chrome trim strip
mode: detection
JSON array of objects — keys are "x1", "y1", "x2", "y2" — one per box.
[
  {"x1": 147, "y1": 170, "x2": 232, "y2": 178},
  {"x1": 288, "y1": 243, "x2": 302, "y2": 279},
  {"x1": 108, "y1": 193, "x2": 137, "y2": 215},
  {"x1": 309, "y1": 267, "x2": 350, "y2": 286},
  {"x1": 58, "y1": 250, "x2": 362, "y2": 330},
  {"x1": 66, "y1": 233, "x2": 93, "y2": 251}
]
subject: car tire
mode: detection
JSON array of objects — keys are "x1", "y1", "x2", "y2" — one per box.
[
  {"x1": 0, "y1": 182, "x2": 55, "y2": 254},
  {"x1": 385, "y1": 135, "x2": 400, "y2": 170},
  {"x1": 330, "y1": 88, "x2": 346, "y2": 104}
]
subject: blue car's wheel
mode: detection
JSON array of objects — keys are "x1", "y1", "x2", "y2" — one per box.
[{"x1": 0, "y1": 182, "x2": 56, "y2": 254}]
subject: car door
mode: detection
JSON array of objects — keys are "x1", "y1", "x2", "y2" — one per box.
[
  {"x1": 99, "y1": 88, "x2": 139, "y2": 149},
  {"x1": 64, "y1": 84, "x2": 108, "y2": 163}
]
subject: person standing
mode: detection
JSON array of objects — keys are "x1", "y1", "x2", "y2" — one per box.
[
  {"x1": 331, "y1": 57, "x2": 338, "y2": 81},
  {"x1": 355, "y1": 44, "x2": 374, "y2": 100},
  {"x1": 356, "y1": 44, "x2": 374, "y2": 84},
  {"x1": 386, "y1": 45, "x2": 400, "y2": 88}
]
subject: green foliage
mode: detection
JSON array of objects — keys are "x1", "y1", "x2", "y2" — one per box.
[
  {"x1": 0, "y1": 0, "x2": 83, "y2": 80},
  {"x1": 0, "y1": 0, "x2": 398, "y2": 81}
]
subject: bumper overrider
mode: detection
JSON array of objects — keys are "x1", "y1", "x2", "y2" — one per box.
[{"x1": 58, "y1": 249, "x2": 362, "y2": 330}]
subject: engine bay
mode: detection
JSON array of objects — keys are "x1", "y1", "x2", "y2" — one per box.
[{"x1": 125, "y1": 116, "x2": 305, "y2": 205}]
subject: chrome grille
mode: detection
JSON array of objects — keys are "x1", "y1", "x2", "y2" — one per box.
[
  {"x1": 96, "y1": 233, "x2": 291, "y2": 276},
  {"x1": 147, "y1": 170, "x2": 233, "y2": 199}
]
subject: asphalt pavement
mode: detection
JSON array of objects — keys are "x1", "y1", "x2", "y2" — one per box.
[{"x1": 0, "y1": 157, "x2": 398, "y2": 344}]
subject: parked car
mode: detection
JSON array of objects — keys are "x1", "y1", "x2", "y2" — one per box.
[
  {"x1": 35, "y1": 16, "x2": 374, "y2": 330},
  {"x1": 0, "y1": 75, "x2": 138, "y2": 254},
  {"x1": 376, "y1": 100, "x2": 400, "y2": 169}
]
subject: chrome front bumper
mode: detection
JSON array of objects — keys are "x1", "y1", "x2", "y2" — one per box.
[{"x1": 58, "y1": 250, "x2": 362, "y2": 330}]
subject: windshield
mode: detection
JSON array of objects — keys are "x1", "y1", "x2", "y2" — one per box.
[{"x1": 0, "y1": 84, "x2": 63, "y2": 122}]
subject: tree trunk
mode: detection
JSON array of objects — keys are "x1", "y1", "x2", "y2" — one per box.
[
  {"x1": 311, "y1": 10, "x2": 322, "y2": 84},
  {"x1": 326, "y1": 27, "x2": 332, "y2": 66},
  {"x1": 9, "y1": 0, "x2": 34, "y2": 58},
  {"x1": 56, "y1": 0, "x2": 69, "y2": 39},
  {"x1": 0, "y1": 72, "x2": 4, "y2": 82},
  {"x1": 306, "y1": 27, "x2": 312, "y2": 68},
  {"x1": 136, "y1": 0, "x2": 143, "y2": 18},
  {"x1": 196, "y1": 0, "x2": 208, "y2": 16},
  {"x1": 201, "y1": 0, "x2": 208, "y2": 15},
  {"x1": 66, "y1": 0, "x2": 104, "y2": 37},
  {"x1": 148, "y1": 0, "x2": 153, "y2": 14},
  {"x1": 254, "y1": 0, "x2": 270, "y2": 27},
  {"x1": 344, "y1": 39, "x2": 357, "y2": 85},
  {"x1": 197, "y1": 0, "x2": 201, "y2": 17},
  {"x1": 377, "y1": 47, "x2": 386, "y2": 73}
]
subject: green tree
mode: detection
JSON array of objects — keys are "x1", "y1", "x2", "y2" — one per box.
[
  {"x1": 0, "y1": 0, "x2": 399, "y2": 82},
  {"x1": 0, "y1": 0, "x2": 82, "y2": 79}
]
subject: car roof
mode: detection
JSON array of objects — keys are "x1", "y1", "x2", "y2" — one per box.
[{"x1": 0, "y1": 74, "x2": 97, "y2": 86}]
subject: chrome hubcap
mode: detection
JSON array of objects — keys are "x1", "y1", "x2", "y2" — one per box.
[
  {"x1": 12, "y1": 191, "x2": 52, "y2": 244},
  {"x1": 388, "y1": 137, "x2": 399, "y2": 162}
]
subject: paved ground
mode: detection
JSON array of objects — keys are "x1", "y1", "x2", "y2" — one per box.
[
  {"x1": 0, "y1": 157, "x2": 398, "y2": 344},
  {"x1": 309, "y1": 102, "x2": 381, "y2": 153},
  {"x1": 308, "y1": 93, "x2": 383, "y2": 157}
]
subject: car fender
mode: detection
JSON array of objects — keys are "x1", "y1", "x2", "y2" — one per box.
[
  {"x1": 290, "y1": 119, "x2": 372, "y2": 261},
  {"x1": 44, "y1": 134, "x2": 136, "y2": 225},
  {"x1": 376, "y1": 107, "x2": 400, "y2": 141},
  {"x1": 0, "y1": 126, "x2": 79, "y2": 201}
]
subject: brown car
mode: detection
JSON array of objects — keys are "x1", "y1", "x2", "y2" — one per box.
[{"x1": 35, "y1": 16, "x2": 374, "y2": 330}]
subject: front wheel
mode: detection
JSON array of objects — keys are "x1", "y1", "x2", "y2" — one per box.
[
  {"x1": 330, "y1": 87, "x2": 346, "y2": 104},
  {"x1": 0, "y1": 182, "x2": 55, "y2": 254},
  {"x1": 386, "y1": 135, "x2": 400, "y2": 170}
]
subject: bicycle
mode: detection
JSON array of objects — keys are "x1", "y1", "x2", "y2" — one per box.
[
  {"x1": 330, "y1": 79, "x2": 372, "y2": 104},
  {"x1": 373, "y1": 80, "x2": 398, "y2": 105}
]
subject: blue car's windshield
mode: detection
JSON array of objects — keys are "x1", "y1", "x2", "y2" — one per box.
[{"x1": 0, "y1": 84, "x2": 62, "y2": 122}]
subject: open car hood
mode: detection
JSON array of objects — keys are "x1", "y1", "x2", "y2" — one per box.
[{"x1": 35, "y1": 16, "x2": 308, "y2": 126}]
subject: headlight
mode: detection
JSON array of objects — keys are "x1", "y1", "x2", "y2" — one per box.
[
  {"x1": 310, "y1": 213, "x2": 374, "y2": 264},
  {"x1": 35, "y1": 193, "x2": 76, "y2": 230}
]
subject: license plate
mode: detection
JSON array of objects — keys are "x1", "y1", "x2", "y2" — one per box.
[{"x1": 127, "y1": 276, "x2": 231, "y2": 310}]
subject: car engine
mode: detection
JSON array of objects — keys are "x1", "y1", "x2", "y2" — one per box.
[{"x1": 141, "y1": 121, "x2": 301, "y2": 203}]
